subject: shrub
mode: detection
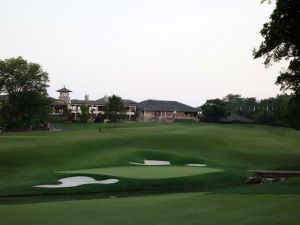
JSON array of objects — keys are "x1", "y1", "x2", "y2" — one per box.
[
  {"x1": 94, "y1": 113, "x2": 107, "y2": 123},
  {"x1": 78, "y1": 105, "x2": 90, "y2": 123},
  {"x1": 253, "y1": 111, "x2": 276, "y2": 124}
]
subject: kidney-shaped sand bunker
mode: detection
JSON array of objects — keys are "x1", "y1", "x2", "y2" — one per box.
[{"x1": 34, "y1": 176, "x2": 119, "y2": 188}]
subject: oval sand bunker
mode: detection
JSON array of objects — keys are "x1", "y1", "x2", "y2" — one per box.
[
  {"x1": 34, "y1": 176, "x2": 119, "y2": 188},
  {"x1": 186, "y1": 164, "x2": 207, "y2": 167},
  {"x1": 129, "y1": 160, "x2": 171, "y2": 166}
]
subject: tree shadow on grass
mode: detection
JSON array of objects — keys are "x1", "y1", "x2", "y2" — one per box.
[{"x1": 210, "y1": 178, "x2": 300, "y2": 195}]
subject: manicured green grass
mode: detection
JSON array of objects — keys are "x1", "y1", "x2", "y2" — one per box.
[
  {"x1": 1, "y1": 192, "x2": 300, "y2": 225},
  {"x1": 61, "y1": 166, "x2": 223, "y2": 179},
  {"x1": 0, "y1": 122, "x2": 299, "y2": 225}
]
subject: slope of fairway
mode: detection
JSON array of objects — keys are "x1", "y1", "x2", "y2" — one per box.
[
  {"x1": 61, "y1": 166, "x2": 223, "y2": 179},
  {"x1": 0, "y1": 122, "x2": 300, "y2": 197}
]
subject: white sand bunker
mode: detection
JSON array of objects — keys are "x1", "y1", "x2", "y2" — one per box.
[
  {"x1": 129, "y1": 160, "x2": 171, "y2": 166},
  {"x1": 129, "y1": 160, "x2": 206, "y2": 167},
  {"x1": 186, "y1": 163, "x2": 207, "y2": 167},
  {"x1": 34, "y1": 176, "x2": 119, "y2": 188}
]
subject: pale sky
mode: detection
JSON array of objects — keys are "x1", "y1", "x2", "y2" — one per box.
[{"x1": 0, "y1": 0, "x2": 283, "y2": 106}]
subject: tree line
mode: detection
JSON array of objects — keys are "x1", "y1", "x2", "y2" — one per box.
[{"x1": 200, "y1": 93, "x2": 300, "y2": 129}]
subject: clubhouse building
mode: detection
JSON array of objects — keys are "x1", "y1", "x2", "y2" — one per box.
[
  {"x1": 51, "y1": 87, "x2": 198, "y2": 121},
  {"x1": 137, "y1": 99, "x2": 198, "y2": 121}
]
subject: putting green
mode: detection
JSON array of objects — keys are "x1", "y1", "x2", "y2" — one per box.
[{"x1": 61, "y1": 166, "x2": 223, "y2": 180}]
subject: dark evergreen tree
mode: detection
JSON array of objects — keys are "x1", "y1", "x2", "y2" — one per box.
[{"x1": 105, "y1": 95, "x2": 125, "y2": 128}]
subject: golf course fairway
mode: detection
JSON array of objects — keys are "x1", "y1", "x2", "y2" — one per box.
[{"x1": 0, "y1": 122, "x2": 299, "y2": 225}]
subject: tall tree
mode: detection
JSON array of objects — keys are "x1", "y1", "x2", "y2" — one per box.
[
  {"x1": 254, "y1": 0, "x2": 300, "y2": 95},
  {"x1": 0, "y1": 57, "x2": 50, "y2": 129},
  {"x1": 105, "y1": 95, "x2": 125, "y2": 128},
  {"x1": 284, "y1": 97, "x2": 300, "y2": 129},
  {"x1": 78, "y1": 105, "x2": 90, "y2": 123},
  {"x1": 223, "y1": 94, "x2": 242, "y2": 112},
  {"x1": 201, "y1": 99, "x2": 229, "y2": 122}
]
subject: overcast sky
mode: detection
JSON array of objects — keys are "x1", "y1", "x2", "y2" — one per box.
[{"x1": 0, "y1": 0, "x2": 284, "y2": 106}]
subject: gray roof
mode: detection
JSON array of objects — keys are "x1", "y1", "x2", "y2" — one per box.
[
  {"x1": 123, "y1": 99, "x2": 136, "y2": 106},
  {"x1": 96, "y1": 97, "x2": 136, "y2": 106},
  {"x1": 96, "y1": 97, "x2": 109, "y2": 102},
  {"x1": 219, "y1": 113, "x2": 253, "y2": 123},
  {"x1": 137, "y1": 99, "x2": 197, "y2": 112},
  {"x1": 57, "y1": 87, "x2": 72, "y2": 92},
  {"x1": 71, "y1": 97, "x2": 136, "y2": 107},
  {"x1": 71, "y1": 99, "x2": 104, "y2": 105},
  {"x1": 50, "y1": 97, "x2": 68, "y2": 106}
]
